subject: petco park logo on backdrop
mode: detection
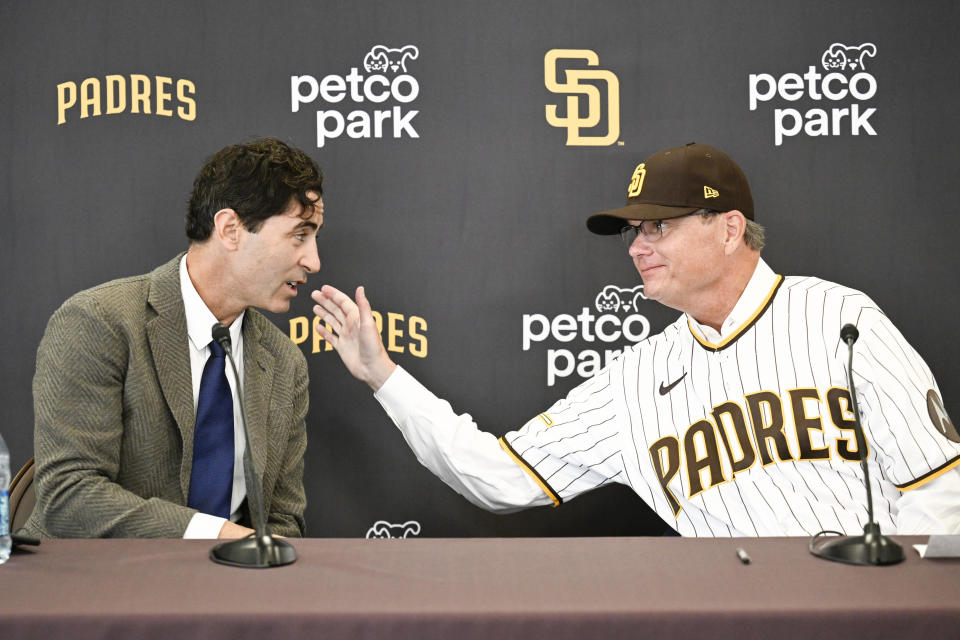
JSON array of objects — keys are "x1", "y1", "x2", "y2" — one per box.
[
  {"x1": 748, "y1": 42, "x2": 878, "y2": 146},
  {"x1": 522, "y1": 284, "x2": 650, "y2": 386},
  {"x1": 291, "y1": 45, "x2": 421, "y2": 148}
]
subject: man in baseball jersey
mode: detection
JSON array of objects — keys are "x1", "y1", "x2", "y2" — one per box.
[{"x1": 312, "y1": 142, "x2": 960, "y2": 536}]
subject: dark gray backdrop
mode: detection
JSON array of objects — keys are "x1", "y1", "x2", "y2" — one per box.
[{"x1": 2, "y1": 0, "x2": 956, "y2": 537}]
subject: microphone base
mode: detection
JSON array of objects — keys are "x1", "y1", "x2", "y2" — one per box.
[
  {"x1": 210, "y1": 534, "x2": 297, "y2": 569},
  {"x1": 810, "y1": 523, "x2": 904, "y2": 566}
]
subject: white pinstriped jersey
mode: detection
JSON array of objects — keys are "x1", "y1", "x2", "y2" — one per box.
[
  {"x1": 498, "y1": 260, "x2": 960, "y2": 536},
  {"x1": 374, "y1": 259, "x2": 960, "y2": 536}
]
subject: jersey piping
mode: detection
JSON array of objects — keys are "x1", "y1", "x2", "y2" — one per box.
[
  {"x1": 896, "y1": 454, "x2": 960, "y2": 491},
  {"x1": 688, "y1": 275, "x2": 785, "y2": 352},
  {"x1": 499, "y1": 436, "x2": 562, "y2": 506}
]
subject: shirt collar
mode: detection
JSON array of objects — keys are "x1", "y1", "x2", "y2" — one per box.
[
  {"x1": 179, "y1": 255, "x2": 244, "y2": 352},
  {"x1": 687, "y1": 258, "x2": 781, "y2": 348}
]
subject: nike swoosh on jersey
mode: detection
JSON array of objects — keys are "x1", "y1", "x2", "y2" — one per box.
[{"x1": 659, "y1": 372, "x2": 687, "y2": 395}]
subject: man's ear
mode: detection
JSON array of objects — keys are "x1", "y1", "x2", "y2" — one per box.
[
  {"x1": 212, "y1": 208, "x2": 242, "y2": 251},
  {"x1": 722, "y1": 210, "x2": 747, "y2": 255}
]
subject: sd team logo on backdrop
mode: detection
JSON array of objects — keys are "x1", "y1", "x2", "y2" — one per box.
[
  {"x1": 748, "y1": 42, "x2": 878, "y2": 146},
  {"x1": 292, "y1": 45, "x2": 421, "y2": 148},
  {"x1": 544, "y1": 49, "x2": 620, "y2": 146},
  {"x1": 523, "y1": 284, "x2": 649, "y2": 386}
]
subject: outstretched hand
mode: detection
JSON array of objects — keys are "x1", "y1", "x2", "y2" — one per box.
[{"x1": 311, "y1": 285, "x2": 397, "y2": 391}]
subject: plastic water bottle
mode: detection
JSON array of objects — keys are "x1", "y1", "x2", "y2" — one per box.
[{"x1": 0, "y1": 431, "x2": 11, "y2": 564}]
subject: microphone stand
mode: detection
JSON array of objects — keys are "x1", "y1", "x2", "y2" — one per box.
[
  {"x1": 809, "y1": 324, "x2": 904, "y2": 566},
  {"x1": 209, "y1": 324, "x2": 297, "y2": 568}
]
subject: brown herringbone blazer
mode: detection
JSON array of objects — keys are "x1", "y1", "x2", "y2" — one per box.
[{"x1": 25, "y1": 254, "x2": 308, "y2": 538}]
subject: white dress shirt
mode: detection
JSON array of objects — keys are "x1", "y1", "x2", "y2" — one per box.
[{"x1": 178, "y1": 255, "x2": 248, "y2": 539}]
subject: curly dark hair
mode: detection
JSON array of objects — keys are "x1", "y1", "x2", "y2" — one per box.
[{"x1": 186, "y1": 138, "x2": 323, "y2": 241}]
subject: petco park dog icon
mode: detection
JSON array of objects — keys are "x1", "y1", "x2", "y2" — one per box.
[
  {"x1": 364, "y1": 45, "x2": 419, "y2": 74},
  {"x1": 821, "y1": 43, "x2": 877, "y2": 72},
  {"x1": 365, "y1": 520, "x2": 422, "y2": 538},
  {"x1": 594, "y1": 284, "x2": 647, "y2": 314}
]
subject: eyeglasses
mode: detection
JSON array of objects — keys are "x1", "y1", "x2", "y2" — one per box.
[{"x1": 619, "y1": 210, "x2": 716, "y2": 244}]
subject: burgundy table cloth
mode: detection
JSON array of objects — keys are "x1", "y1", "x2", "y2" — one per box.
[{"x1": 0, "y1": 537, "x2": 956, "y2": 639}]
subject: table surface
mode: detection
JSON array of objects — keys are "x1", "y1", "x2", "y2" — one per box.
[{"x1": 0, "y1": 536, "x2": 957, "y2": 640}]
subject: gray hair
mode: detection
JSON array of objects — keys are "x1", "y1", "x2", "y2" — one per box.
[
  {"x1": 743, "y1": 218, "x2": 765, "y2": 251},
  {"x1": 696, "y1": 209, "x2": 765, "y2": 251}
]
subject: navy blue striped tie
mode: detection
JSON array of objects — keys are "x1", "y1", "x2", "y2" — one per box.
[{"x1": 188, "y1": 340, "x2": 234, "y2": 518}]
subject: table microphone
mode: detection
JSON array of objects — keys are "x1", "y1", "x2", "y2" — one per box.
[
  {"x1": 208, "y1": 323, "x2": 296, "y2": 568},
  {"x1": 809, "y1": 323, "x2": 904, "y2": 565}
]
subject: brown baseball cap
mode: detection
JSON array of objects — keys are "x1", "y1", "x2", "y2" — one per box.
[{"x1": 587, "y1": 142, "x2": 754, "y2": 235}]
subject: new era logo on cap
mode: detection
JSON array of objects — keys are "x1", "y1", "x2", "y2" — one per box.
[{"x1": 587, "y1": 142, "x2": 755, "y2": 235}]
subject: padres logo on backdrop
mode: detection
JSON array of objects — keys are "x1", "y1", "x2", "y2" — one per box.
[
  {"x1": 522, "y1": 284, "x2": 649, "y2": 386},
  {"x1": 291, "y1": 44, "x2": 421, "y2": 148},
  {"x1": 56, "y1": 74, "x2": 196, "y2": 125},
  {"x1": 289, "y1": 309, "x2": 428, "y2": 360},
  {"x1": 544, "y1": 49, "x2": 620, "y2": 146}
]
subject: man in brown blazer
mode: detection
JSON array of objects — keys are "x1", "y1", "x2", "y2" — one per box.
[{"x1": 25, "y1": 138, "x2": 322, "y2": 538}]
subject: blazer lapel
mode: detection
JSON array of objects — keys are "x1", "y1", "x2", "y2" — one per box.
[
  {"x1": 242, "y1": 314, "x2": 273, "y2": 490},
  {"x1": 145, "y1": 254, "x2": 195, "y2": 501}
]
